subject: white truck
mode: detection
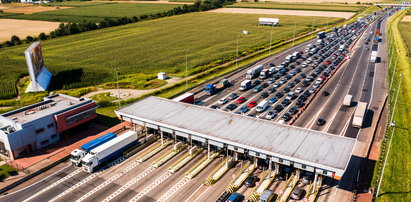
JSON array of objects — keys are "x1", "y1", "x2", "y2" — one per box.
[
  {"x1": 285, "y1": 55, "x2": 294, "y2": 63},
  {"x1": 343, "y1": 94, "x2": 353, "y2": 107},
  {"x1": 256, "y1": 100, "x2": 269, "y2": 113},
  {"x1": 246, "y1": 65, "x2": 264, "y2": 79},
  {"x1": 292, "y1": 51, "x2": 300, "y2": 60},
  {"x1": 259, "y1": 69, "x2": 270, "y2": 79},
  {"x1": 82, "y1": 130, "x2": 137, "y2": 173},
  {"x1": 370, "y1": 51, "x2": 378, "y2": 63},
  {"x1": 352, "y1": 102, "x2": 367, "y2": 128},
  {"x1": 239, "y1": 80, "x2": 252, "y2": 91}
]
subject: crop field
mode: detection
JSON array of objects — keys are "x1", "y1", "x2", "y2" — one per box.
[
  {"x1": 0, "y1": 12, "x2": 342, "y2": 99},
  {"x1": 399, "y1": 22, "x2": 411, "y2": 54},
  {"x1": 5, "y1": 2, "x2": 181, "y2": 22},
  {"x1": 226, "y1": 2, "x2": 366, "y2": 12}
]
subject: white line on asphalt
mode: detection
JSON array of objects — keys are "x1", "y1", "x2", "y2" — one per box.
[
  {"x1": 193, "y1": 186, "x2": 212, "y2": 202},
  {"x1": 129, "y1": 171, "x2": 173, "y2": 202},
  {"x1": 184, "y1": 184, "x2": 204, "y2": 202},
  {"x1": 157, "y1": 177, "x2": 190, "y2": 202}
]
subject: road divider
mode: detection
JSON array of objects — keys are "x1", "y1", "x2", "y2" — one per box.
[
  {"x1": 152, "y1": 142, "x2": 187, "y2": 168},
  {"x1": 276, "y1": 172, "x2": 300, "y2": 202},
  {"x1": 226, "y1": 161, "x2": 256, "y2": 193},
  {"x1": 168, "y1": 146, "x2": 203, "y2": 173},
  {"x1": 204, "y1": 156, "x2": 236, "y2": 186},
  {"x1": 185, "y1": 152, "x2": 220, "y2": 179},
  {"x1": 136, "y1": 140, "x2": 172, "y2": 163},
  {"x1": 249, "y1": 170, "x2": 278, "y2": 202}
]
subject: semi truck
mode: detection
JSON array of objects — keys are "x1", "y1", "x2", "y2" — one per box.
[
  {"x1": 292, "y1": 51, "x2": 300, "y2": 60},
  {"x1": 352, "y1": 102, "x2": 367, "y2": 128},
  {"x1": 246, "y1": 65, "x2": 264, "y2": 79},
  {"x1": 70, "y1": 132, "x2": 117, "y2": 166},
  {"x1": 285, "y1": 55, "x2": 294, "y2": 63},
  {"x1": 82, "y1": 130, "x2": 137, "y2": 173},
  {"x1": 239, "y1": 80, "x2": 252, "y2": 91},
  {"x1": 343, "y1": 95, "x2": 353, "y2": 107},
  {"x1": 370, "y1": 51, "x2": 378, "y2": 63},
  {"x1": 204, "y1": 79, "x2": 229, "y2": 95},
  {"x1": 317, "y1": 31, "x2": 326, "y2": 39},
  {"x1": 259, "y1": 69, "x2": 270, "y2": 79}
]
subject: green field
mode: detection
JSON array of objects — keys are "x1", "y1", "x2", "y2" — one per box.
[
  {"x1": 374, "y1": 10, "x2": 411, "y2": 202},
  {"x1": 0, "y1": 12, "x2": 342, "y2": 99},
  {"x1": 5, "y1": 2, "x2": 181, "y2": 22},
  {"x1": 226, "y1": 2, "x2": 366, "y2": 12},
  {"x1": 0, "y1": 164, "x2": 18, "y2": 181}
]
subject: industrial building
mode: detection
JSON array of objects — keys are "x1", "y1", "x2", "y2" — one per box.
[
  {"x1": 115, "y1": 96, "x2": 356, "y2": 180},
  {"x1": 0, "y1": 94, "x2": 97, "y2": 160}
]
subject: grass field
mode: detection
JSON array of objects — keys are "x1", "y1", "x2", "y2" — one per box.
[
  {"x1": 5, "y1": 2, "x2": 180, "y2": 22},
  {"x1": 374, "y1": 10, "x2": 411, "y2": 202},
  {"x1": 226, "y1": 2, "x2": 366, "y2": 12},
  {"x1": 0, "y1": 12, "x2": 342, "y2": 99},
  {"x1": 0, "y1": 164, "x2": 18, "y2": 181}
]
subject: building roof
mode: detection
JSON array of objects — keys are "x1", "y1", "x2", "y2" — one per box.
[
  {"x1": 116, "y1": 97, "x2": 356, "y2": 172},
  {"x1": 1, "y1": 94, "x2": 91, "y2": 124}
]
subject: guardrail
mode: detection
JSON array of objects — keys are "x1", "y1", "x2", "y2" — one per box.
[
  {"x1": 136, "y1": 140, "x2": 172, "y2": 163},
  {"x1": 168, "y1": 147, "x2": 203, "y2": 173},
  {"x1": 226, "y1": 161, "x2": 256, "y2": 193},
  {"x1": 152, "y1": 144, "x2": 187, "y2": 168},
  {"x1": 185, "y1": 151, "x2": 220, "y2": 179},
  {"x1": 204, "y1": 156, "x2": 236, "y2": 185}
]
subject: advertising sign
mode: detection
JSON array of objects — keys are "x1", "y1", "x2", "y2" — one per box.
[{"x1": 25, "y1": 42, "x2": 45, "y2": 81}]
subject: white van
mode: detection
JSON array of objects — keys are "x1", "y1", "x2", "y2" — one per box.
[{"x1": 256, "y1": 100, "x2": 269, "y2": 113}]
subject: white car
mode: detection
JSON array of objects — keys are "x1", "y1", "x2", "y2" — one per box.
[
  {"x1": 306, "y1": 58, "x2": 313, "y2": 64},
  {"x1": 218, "y1": 98, "x2": 228, "y2": 105},
  {"x1": 295, "y1": 87, "x2": 303, "y2": 94},
  {"x1": 309, "y1": 87, "x2": 316, "y2": 94},
  {"x1": 301, "y1": 63, "x2": 308, "y2": 68},
  {"x1": 266, "y1": 111, "x2": 277, "y2": 119}
]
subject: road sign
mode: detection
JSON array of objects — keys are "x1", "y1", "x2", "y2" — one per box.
[
  {"x1": 232, "y1": 174, "x2": 236, "y2": 179},
  {"x1": 279, "y1": 189, "x2": 284, "y2": 194}
]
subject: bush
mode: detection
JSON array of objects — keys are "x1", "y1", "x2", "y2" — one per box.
[{"x1": 39, "y1": 32, "x2": 47, "y2": 40}]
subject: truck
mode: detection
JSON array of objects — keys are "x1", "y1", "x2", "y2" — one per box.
[
  {"x1": 343, "y1": 94, "x2": 353, "y2": 107},
  {"x1": 317, "y1": 31, "x2": 326, "y2": 39},
  {"x1": 82, "y1": 130, "x2": 137, "y2": 173},
  {"x1": 204, "y1": 79, "x2": 229, "y2": 95},
  {"x1": 292, "y1": 51, "x2": 300, "y2": 60},
  {"x1": 285, "y1": 55, "x2": 294, "y2": 63},
  {"x1": 317, "y1": 39, "x2": 323, "y2": 45},
  {"x1": 259, "y1": 69, "x2": 270, "y2": 79},
  {"x1": 246, "y1": 65, "x2": 264, "y2": 79},
  {"x1": 256, "y1": 100, "x2": 269, "y2": 113},
  {"x1": 70, "y1": 132, "x2": 117, "y2": 166},
  {"x1": 352, "y1": 102, "x2": 367, "y2": 128},
  {"x1": 239, "y1": 80, "x2": 252, "y2": 91},
  {"x1": 370, "y1": 51, "x2": 378, "y2": 63}
]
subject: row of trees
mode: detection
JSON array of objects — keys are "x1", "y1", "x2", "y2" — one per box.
[{"x1": 0, "y1": 0, "x2": 234, "y2": 48}]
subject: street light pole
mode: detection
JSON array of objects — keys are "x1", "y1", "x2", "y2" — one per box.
[{"x1": 185, "y1": 49, "x2": 188, "y2": 89}]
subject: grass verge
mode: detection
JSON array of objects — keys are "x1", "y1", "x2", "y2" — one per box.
[
  {"x1": 0, "y1": 164, "x2": 19, "y2": 181},
  {"x1": 226, "y1": 2, "x2": 366, "y2": 12}
]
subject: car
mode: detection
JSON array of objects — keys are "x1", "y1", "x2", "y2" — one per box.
[
  {"x1": 261, "y1": 83, "x2": 269, "y2": 88},
  {"x1": 282, "y1": 113, "x2": 292, "y2": 121},
  {"x1": 236, "y1": 97, "x2": 246, "y2": 104},
  {"x1": 299, "y1": 73, "x2": 306, "y2": 78},
  {"x1": 281, "y1": 99, "x2": 290, "y2": 106},
  {"x1": 266, "y1": 111, "x2": 277, "y2": 119},
  {"x1": 301, "y1": 63, "x2": 308, "y2": 68},
  {"x1": 295, "y1": 87, "x2": 303, "y2": 94},
  {"x1": 291, "y1": 187, "x2": 303, "y2": 200},
  {"x1": 289, "y1": 107, "x2": 298, "y2": 115},
  {"x1": 325, "y1": 60, "x2": 332, "y2": 65},
  {"x1": 247, "y1": 113, "x2": 255, "y2": 117},
  {"x1": 218, "y1": 98, "x2": 228, "y2": 104},
  {"x1": 210, "y1": 105, "x2": 219, "y2": 109},
  {"x1": 244, "y1": 176, "x2": 258, "y2": 187},
  {"x1": 227, "y1": 193, "x2": 244, "y2": 202},
  {"x1": 279, "y1": 78, "x2": 287, "y2": 84},
  {"x1": 261, "y1": 92, "x2": 269, "y2": 98},
  {"x1": 322, "y1": 91, "x2": 330, "y2": 96},
  {"x1": 253, "y1": 80, "x2": 261, "y2": 86},
  {"x1": 309, "y1": 87, "x2": 316, "y2": 94},
  {"x1": 238, "y1": 106, "x2": 249, "y2": 114},
  {"x1": 287, "y1": 83, "x2": 295, "y2": 88},
  {"x1": 267, "y1": 87, "x2": 276, "y2": 94},
  {"x1": 269, "y1": 62, "x2": 275, "y2": 67},
  {"x1": 253, "y1": 86, "x2": 262, "y2": 93},
  {"x1": 275, "y1": 92, "x2": 284, "y2": 98},
  {"x1": 295, "y1": 68, "x2": 301, "y2": 73},
  {"x1": 228, "y1": 93, "x2": 238, "y2": 100},
  {"x1": 273, "y1": 82, "x2": 281, "y2": 88},
  {"x1": 293, "y1": 78, "x2": 301, "y2": 84},
  {"x1": 282, "y1": 88, "x2": 291, "y2": 93},
  {"x1": 248, "y1": 101, "x2": 257, "y2": 108},
  {"x1": 273, "y1": 105, "x2": 283, "y2": 113},
  {"x1": 267, "y1": 78, "x2": 276, "y2": 84},
  {"x1": 225, "y1": 104, "x2": 237, "y2": 111},
  {"x1": 296, "y1": 101, "x2": 305, "y2": 108},
  {"x1": 301, "y1": 173, "x2": 313, "y2": 185},
  {"x1": 316, "y1": 118, "x2": 326, "y2": 126},
  {"x1": 269, "y1": 97, "x2": 278, "y2": 104}
]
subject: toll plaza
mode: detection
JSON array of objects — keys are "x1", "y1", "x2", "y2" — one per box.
[{"x1": 115, "y1": 96, "x2": 356, "y2": 191}]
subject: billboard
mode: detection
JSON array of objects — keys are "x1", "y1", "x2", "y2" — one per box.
[
  {"x1": 25, "y1": 42, "x2": 44, "y2": 81},
  {"x1": 259, "y1": 18, "x2": 279, "y2": 26}
]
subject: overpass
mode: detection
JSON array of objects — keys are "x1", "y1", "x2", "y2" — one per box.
[{"x1": 115, "y1": 96, "x2": 356, "y2": 180}]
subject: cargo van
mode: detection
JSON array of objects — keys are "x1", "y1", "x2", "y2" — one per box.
[{"x1": 256, "y1": 100, "x2": 269, "y2": 113}]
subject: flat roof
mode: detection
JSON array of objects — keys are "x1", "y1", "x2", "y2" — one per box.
[
  {"x1": 2, "y1": 94, "x2": 90, "y2": 124},
  {"x1": 116, "y1": 97, "x2": 356, "y2": 172}
]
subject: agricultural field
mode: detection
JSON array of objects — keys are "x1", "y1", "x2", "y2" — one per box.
[
  {"x1": 226, "y1": 2, "x2": 366, "y2": 12},
  {"x1": 4, "y1": 2, "x2": 181, "y2": 23},
  {"x1": 399, "y1": 22, "x2": 411, "y2": 54},
  {"x1": 0, "y1": 12, "x2": 343, "y2": 99},
  {"x1": 0, "y1": 19, "x2": 60, "y2": 42}
]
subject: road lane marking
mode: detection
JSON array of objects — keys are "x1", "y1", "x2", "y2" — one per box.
[
  {"x1": 157, "y1": 177, "x2": 190, "y2": 202},
  {"x1": 193, "y1": 186, "x2": 212, "y2": 202},
  {"x1": 128, "y1": 171, "x2": 173, "y2": 202},
  {"x1": 184, "y1": 184, "x2": 204, "y2": 202}
]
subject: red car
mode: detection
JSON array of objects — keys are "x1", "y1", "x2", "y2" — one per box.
[
  {"x1": 236, "y1": 97, "x2": 246, "y2": 104},
  {"x1": 325, "y1": 61, "x2": 331, "y2": 65},
  {"x1": 248, "y1": 101, "x2": 257, "y2": 108}
]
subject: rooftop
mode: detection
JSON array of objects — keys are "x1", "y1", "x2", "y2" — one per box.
[
  {"x1": 2, "y1": 94, "x2": 91, "y2": 124},
  {"x1": 116, "y1": 96, "x2": 356, "y2": 171}
]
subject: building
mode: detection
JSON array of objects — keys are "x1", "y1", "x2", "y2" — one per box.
[
  {"x1": 0, "y1": 94, "x2": 97, "y2": 160},
  {"x1": 158, "y1": 72, "x2": 167, "y2": 80}
]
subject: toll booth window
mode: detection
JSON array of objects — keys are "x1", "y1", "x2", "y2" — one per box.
[
  {"x1": 234, "y1": 147, "x2": 238, "y2": 151},
  {"x1": 323, "y1": 170, "x2": 327, "y2": 175},
  {"x1": 302, "y1": 164, "x2": 306, "y2": 169},
  {"x1": 256, "y1": 152, "x2": 260, "y2": 157},
  {"x1": 279, "y1": 159, "x2": 283, "y2": 163}
]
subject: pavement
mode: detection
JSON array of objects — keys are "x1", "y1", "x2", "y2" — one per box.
[{"x1": 0, "y1": 121, "x2": 130, "y2": 191}]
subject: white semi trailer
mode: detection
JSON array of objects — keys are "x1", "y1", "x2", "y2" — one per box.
[{"x1": 352, "y1": 102, "x2": 367, "y2": 128}]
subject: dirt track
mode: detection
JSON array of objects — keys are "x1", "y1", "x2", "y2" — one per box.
[
  {"x1": 2, "y1": 6, "x2": 71, "y2": 14},
  {"x1": 0, "y1": 19, "x2": 60, "y2": 42},
  {"x1": 208, "y1": 8, "x2": 355, "y2": 19}
]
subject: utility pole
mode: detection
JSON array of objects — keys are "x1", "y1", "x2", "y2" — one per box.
[
  {"x1": 292, "y1": 22, "x2": 296, "y2": 47},
  {"x1": 236, "y1": 35, "x2": 239, "y2": 68},
  {"x1": 185, "y1": 49, "x2": 188, "y2": 89}
]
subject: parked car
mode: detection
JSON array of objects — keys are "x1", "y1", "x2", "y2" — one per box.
[
  {"x1": 218, "y1": 98, "x2": 228, "y2": 104},
  {"x1": 244, "y1": 176, "x2": 258, "y2": 187},
  {"x1": 266, "y1": 111, "x2": 277, "y2": 119},
  {"x1": 236, "y1": 97, "x2": 246, "y2": 104},
  {"x1": 225, "y1": 104, "x2": 237, "y2": 111},
  {"x1": 248, "y1": 101, "x2": 257, "y2": 108},
  {"x1": 238, "y1": 106, "x2": 249, "y2": 114},
  {"x1": 228, "y1": 93, "x2": 238, "y2": 100},
  {"x1": 291, "y1": 187, "x2": 303, "y2": 200},
  {"x1": 316, "y1": 118, "x2": 326, "y2": 126}
]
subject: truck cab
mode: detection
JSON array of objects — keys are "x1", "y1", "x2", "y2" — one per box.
[
  {"x1": 82, "y1": 153, "x2": 98, "y2": 173},
  {"x1": 70, "y1": 149, "x2": 86, "y2": 166}
]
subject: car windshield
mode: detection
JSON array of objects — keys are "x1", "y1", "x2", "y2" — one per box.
[{"x1": 70, "y1": 154, "x2": 79, "y2": 160}]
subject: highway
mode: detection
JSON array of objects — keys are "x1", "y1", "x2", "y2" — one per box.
[{"x1": 0, "y1": 8, "x2": 393, "y2": 202}]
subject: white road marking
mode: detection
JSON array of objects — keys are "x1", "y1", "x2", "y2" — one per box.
[
  {"x1": 157, "y1": 177, "x2": 190, "y2": 202},
  {"x1": 128, "y1": 171, "x2": 173, "y2": 202},
  {"x1": 184, "y1": 184, "x2": 204, "y2": 202},
  {"x1": 193, "y1": 186, "x2": 212, "y2": 202}
]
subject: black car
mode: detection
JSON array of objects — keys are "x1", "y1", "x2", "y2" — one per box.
[
  {"x1": 269, "y1": 62, "x2": 275, "y2": 67},
  {"x1": 244, "y1": 176, "x2": 258, "y2": 187},
  {"x1": 253, "y1": 80, "x2": 261, "y2": 86},
  {"x1": 282, "y1": 99, "x2": 290, "y2": 106},
  {"x1": 293, "y1": 79, "x2": 301, "y2": 84},
  {"x1": 210, "y1": 105, "x2": 219, "y2": 109},
  {"x1": 283, "y1": 88, "x2": 291, "y2": 93},
  {"x1": 322, "y1": 91, "x2": 330, "y2": 96},
  {"x1": 225, "y1": 104, "x2": 237, "y2": 111},
  {"x1": 261, "y1": 83, "x2": 269, "y2": 88},
  {"x1": 282, "y1": 113, "x2": 292, "y2": 121},
  {"x1": 295, "y1": 68, "x2": 302, "y2": 73},
  {"x1": 287, "y1": 83, "x2": 295, "y2": 88},
  {"x1": 267, "y1": 87, "x2": 276, "y2": 94},
  {"x1": 316, "y1": 118, "x2": 326, "y2": 126},
  {"x1": 261, "y1": 92, "x2": 269, "y2": 98},
  {"x1": 302, "y1": 81, "x2": 310, "y2": 87},
  {"x1": 296, "y1": 101, "x2": 305, "y2": 108},
  {"x1": 276, "y1": 92, "x2": 284, "y2": 98},
  {"x1": 289, "y1": 107, "x2": 298, "y2": 115},
  {"x1": 300, "y1": 73, "x2": 306, "y2": 78},
  {"x1": 273, "y1": 105, "x2": 283, "y2": 113}
]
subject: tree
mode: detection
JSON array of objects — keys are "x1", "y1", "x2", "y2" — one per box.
[
  {"x1": 26, "y1": 36, "x2": 34, "y2": 42},
  {"x1": 39, "y1": 32, "x2": 47, "y2": 40},
  {"x1": 10, "y1": 35, "x2": 21, "y2": 45}
]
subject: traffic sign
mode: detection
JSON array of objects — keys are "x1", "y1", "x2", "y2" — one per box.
[
  {"x1": 232, "y1": 174, "x2": 236, "y2": 179},
  {"x1": 279, "y1": 189, "x2": 284, "y2": 194}
]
